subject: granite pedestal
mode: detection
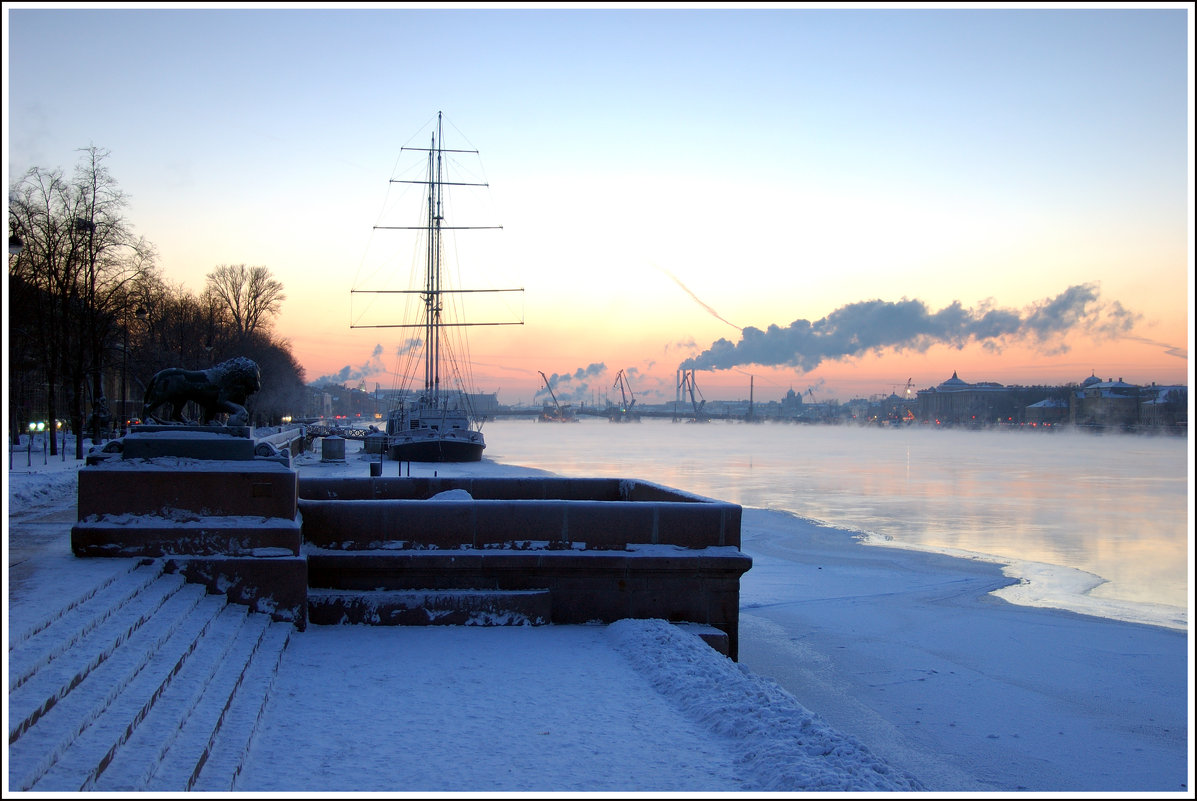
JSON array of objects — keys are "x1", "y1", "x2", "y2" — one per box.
[{"x1": 71, "y1": 425, "x2": 306, "y2": 627}]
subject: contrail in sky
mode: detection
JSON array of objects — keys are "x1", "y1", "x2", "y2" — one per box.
[
  {"x1": 652, "y1": 263, "x2": 742, "y2": 332},
  {"x1": 678, "y1": 283, "x2": 1140, "y2": 373},
  {"x1": 1120, "y1": 335, "x2": 1188, "y2": 360}
]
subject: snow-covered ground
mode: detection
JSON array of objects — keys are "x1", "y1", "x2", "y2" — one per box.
[{"x1": 4, "y1": 432, "x2": 1192, "y2": 793}]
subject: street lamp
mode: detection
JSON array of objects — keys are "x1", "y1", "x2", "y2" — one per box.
[
  {"x1": 131, "y1": 306, "x2": 147, "y2": 427},
  {"x1": 120, "y1": 325, "x2": 130, "y2": 436}
]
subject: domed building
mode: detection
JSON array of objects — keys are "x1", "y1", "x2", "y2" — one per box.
[
  {"x1": 915, "y1": 371, "x2": 1018, "y2": 427},
  {"x1": 1070, "y1": 375, "x2": 1141, "y2": 429},
  {"x1": 939, "y1": 371, "x2": 970, "y2": 390}
]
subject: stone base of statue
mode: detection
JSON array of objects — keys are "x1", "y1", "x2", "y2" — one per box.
[
  {"x1": 121, "y1": 424, "x2": 256, "y2": 460},
  {"x1": 71, "y1": 423, "x2": 306, "y2": 627}
]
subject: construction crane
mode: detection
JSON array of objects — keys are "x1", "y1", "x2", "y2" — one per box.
[
  {"x1": 537, "y1": 370, "x2": 575, "y2": 422},
  {"x1": 610, "y1": 369, "x2": 640, "y2": 422},
  {"x1": 614, "y1": 370, "x2": 636, "y2": 410}
]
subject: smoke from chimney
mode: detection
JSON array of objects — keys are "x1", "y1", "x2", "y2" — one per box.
[{"x1": 679, "y1": 283, "x2": 1138, "y2": 373}]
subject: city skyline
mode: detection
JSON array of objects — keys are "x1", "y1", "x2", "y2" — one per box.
[
  {"x1": 312, "y1": 365, "x2": 1185, "y2": 408},
  {"x1": 5, "y1": 5, "x2": 1192, "y2": 407}
]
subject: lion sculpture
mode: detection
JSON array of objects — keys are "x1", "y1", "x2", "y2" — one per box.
[{"x1": 142, "y1": 357, "x2": 261, "y2": 426}]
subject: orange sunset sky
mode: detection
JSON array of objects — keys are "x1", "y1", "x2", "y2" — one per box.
[{"x1": 6, "y1": 6, "x2": 1192, "y2": 406}]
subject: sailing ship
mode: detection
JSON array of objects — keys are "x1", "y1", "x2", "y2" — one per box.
[{"x1": 351, "y1": 112, "x2": 521, "y2": 462}]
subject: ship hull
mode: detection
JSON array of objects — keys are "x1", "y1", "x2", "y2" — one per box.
[{"x1": 388, "y1": 435, "x2": 485, "y2": 463}]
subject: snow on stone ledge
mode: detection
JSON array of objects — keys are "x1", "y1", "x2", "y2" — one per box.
[{"x1": 84, "y1": 456, "x2": 292, "y2": 472}]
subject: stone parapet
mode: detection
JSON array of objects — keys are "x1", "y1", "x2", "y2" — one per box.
[
  {"x1": 306, "y1": 546, "x2": 751, "y2": 659},
  {"x1": 121, "y1": 429, "x2": 256, "y2": 461},
  {"x1": 297, "y1": 476, "x2": 741, "y2": 550},
  {"x1": 130, "y1": 423, "x2": 252, "y2": 437},
  {"x1": 78, "y1": 461, "x2": 298, "y2": 520}
]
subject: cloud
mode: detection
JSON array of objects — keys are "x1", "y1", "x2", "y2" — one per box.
[
  {"x1": 535, "y1": 363, "x2": 608, "y2": 402},
  {"x1": 312, "y1": 341, "x2": 420, "y2": 386},
  {"x1": 664, "y1": 338, "x2": 698, "y2": 355},
  {"x1": 679, "y1": 283, "x2": 1141, "y2": 373}
]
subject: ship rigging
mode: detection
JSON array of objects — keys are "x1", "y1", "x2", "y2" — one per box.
[{"x1": 350, "y1": 111, "x2": 523, "y2": 461}]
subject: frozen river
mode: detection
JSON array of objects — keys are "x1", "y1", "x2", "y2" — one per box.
[{"x1": 479, "y1": 417, "x2": 1189, "y2": 629}]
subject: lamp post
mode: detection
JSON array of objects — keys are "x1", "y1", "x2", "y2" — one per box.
[
  {"x1": 132, "y1": 306, "x2": 147, "y2": 427},
  {"x1": 120, "y1": 326, "x2": 129, "y2": 436},
  {"x1": 9, "y1": 234, "x2": 23, "y2": 448}
]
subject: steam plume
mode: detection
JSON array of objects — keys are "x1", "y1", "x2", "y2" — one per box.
[
  {"x1": 534, "y1": 362, "x2": 607, "y2": 402},
  {"x1": 679, "y1": 283, "x2": 1139, "y2": 373},
  {"x1": 313, "y1": 341, "x2": 419, "y2": 386}
]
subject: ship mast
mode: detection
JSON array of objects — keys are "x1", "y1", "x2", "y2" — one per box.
[
  {"x1": 350, "y1": 111, "x2": 523, "y2": 411},
  {"x1": 427, "y1": 122, "x2": 440, "y2": 399}
]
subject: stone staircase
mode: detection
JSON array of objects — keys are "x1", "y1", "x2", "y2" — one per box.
[
  {"x1": 306, "y1": 548, "x2": 553, "y2": 626},
  {"x1": 7, "y1": 558, "x2": 291, "y2": 792}
]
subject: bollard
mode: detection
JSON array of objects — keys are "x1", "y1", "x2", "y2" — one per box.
[{"x1": 321, "y1": 435, "x2": 346, "y2": 462}]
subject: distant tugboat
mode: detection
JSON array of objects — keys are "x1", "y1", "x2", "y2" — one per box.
[{"x1": 352, "y1": 112, "x2": 521, "y2": 462}]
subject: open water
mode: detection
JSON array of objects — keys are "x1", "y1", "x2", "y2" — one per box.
[{"x1": 479, "y1": 417, "x2": 1190, "y2": 630}]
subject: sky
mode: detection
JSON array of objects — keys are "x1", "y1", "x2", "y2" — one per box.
[
  {"x1": 4, "y1": 3, "x2": 1193, "y2": 406},
  {"x1": 6, "y1": 436, "x2": 1190, "y2": 792}
]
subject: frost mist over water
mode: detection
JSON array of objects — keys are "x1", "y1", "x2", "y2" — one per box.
[{"x1": 483, "y1": 419, "x2": 1188, "y2": 627}]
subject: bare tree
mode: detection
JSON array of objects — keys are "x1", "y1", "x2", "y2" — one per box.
[
  {"x1": 8, "y1": 147, "x2": 153, "y2": 456},
  {"x1": 9, "y1": 165, "x2": 72, "y2": 452},
  {"x1": 240, "y1": 334, "x2": 308, "y2": 426},
  {"x1": 205, "y1": 264, "x2": 286, "y2": 341},
  {"x1": 70, "y1": 147, "x2": 154, "y2": 452}
]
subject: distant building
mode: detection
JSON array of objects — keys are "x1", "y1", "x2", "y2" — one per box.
[
  {"x1": 842, "y1": 397, "x2": 870, "y2": 423},
  {"x1": 915, "y1": 371, "x2": 1018, "y2": 426},
  {"x1": 779, "y1": 388, "x2": 805, "y2": 418},
  {"x1": 879, "y1": 392, "x2": 916, "y2": 424},
  {"x1": 1139, "y1": 385, "x2": 1187, "y2": 429},
  {"x1": 1070, "y1": 376, "x2": 1140, "y2": 429},
  {"x1": 466, "y1": 392, "x2": 500, "y2": 418},
  {"x1": 1025, "y1": 398, "x2": 1069, "y2": 426}
]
